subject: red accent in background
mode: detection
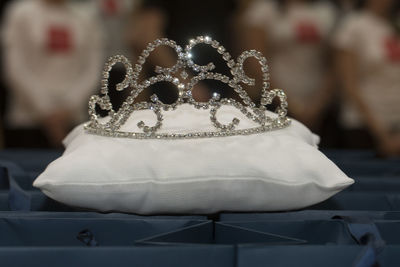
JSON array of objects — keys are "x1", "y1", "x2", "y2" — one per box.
[
  {"x1": 102, "y1": 0, "x2": 119, "y2": 16},
  {"x1": 46, "y1": 26, "x2": 73, "y2": 53},
  {"x1": 295, "y1": 21, "x2": 321, "y2": 44},
  {"x1": 385, "y1": 36, "x2": 400, "y2": 63}
]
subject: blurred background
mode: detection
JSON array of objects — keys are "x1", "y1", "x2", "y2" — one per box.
[{"x1": 0, "y1": 0, "x2": 399, "y2": 156}]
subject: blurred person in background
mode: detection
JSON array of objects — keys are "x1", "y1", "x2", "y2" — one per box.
[
  {"x1": 331, "y1": 0, "x2": 355, "y2": 14},
  {"x1": 80, "y1": 0, "x2": 142, "y2": 111},
  {"x1": 334, "y1": 0, "x2": 400, "y2": 156},
  {"x1": 0, "y1": 0, "x2": 13, "y2": 148},
  {"x1": 96, "y1": 0, "x2": 141, "y2": 59},
  {"x1": 240, "y1": 0, "x2": 338, "y2": 139},
  {"x1": 2, "y1": 0, "x2": 103, "y2": 148}
]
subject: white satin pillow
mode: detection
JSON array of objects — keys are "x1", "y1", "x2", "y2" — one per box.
[{"x1": 34, "y1": 104, "x2": 352, "y2": 214}]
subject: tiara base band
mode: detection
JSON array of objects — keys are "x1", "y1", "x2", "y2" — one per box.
[{"x1": 85, "y1": 119, "x2": 291, "y2": 140}]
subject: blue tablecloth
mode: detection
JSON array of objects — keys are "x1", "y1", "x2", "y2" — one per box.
[{"x1": 0, "y1": 149, "x2": 399, "y2": 266}]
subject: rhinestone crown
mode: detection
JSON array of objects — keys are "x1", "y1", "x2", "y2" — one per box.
[{"x1": 84, "y1": 36, "x2": 291, "y2": 139}]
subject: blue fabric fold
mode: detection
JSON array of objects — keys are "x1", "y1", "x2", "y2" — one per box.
[
  {"x1": 332, "y1": 216, "x2": 385, "y2": 267},
  {"x1": 0, "y1": 161, "x2": 31, "y2": 211}
]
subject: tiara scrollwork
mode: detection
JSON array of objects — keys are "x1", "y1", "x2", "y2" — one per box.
[{"x1": 84, "y1": 36, "x2": 291, "y2": 139}]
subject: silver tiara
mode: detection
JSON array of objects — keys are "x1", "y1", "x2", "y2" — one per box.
[{"x1": 84, "y1": 36, "x2": 291, "y2": 139}]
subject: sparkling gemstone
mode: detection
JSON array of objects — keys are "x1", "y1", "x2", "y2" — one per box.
[
  {"x1": 212, "y1": 92, "x2": 220, "y2": 100},
  {"x1": 180, "y1": 71, "x2": 188, "y2": 79}
]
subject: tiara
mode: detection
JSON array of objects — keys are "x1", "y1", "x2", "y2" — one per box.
[{"x1": 84, "y1": 36, "x2": 291, "y2": 139}]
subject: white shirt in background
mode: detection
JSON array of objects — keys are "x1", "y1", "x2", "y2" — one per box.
[
  {"x1": 74, "y1": 0, "x2": 140, "y2": 59},
  {"x1": 97, "y1": 0, "x2": 140, "y2": 59},
  {"x1": 3, "y1": 0, "x2": 103, "y2": 127},
  {"x1": 334, "y1": 11, "x2": 400, "y2": 131},
  {"x1": 245, "y1": 0, "x2": 336, "y2": 107}
]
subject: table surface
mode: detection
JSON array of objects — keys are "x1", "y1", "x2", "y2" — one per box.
[{"x1": 0, "y1": 149, "x2": 399, "y2": 267}]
